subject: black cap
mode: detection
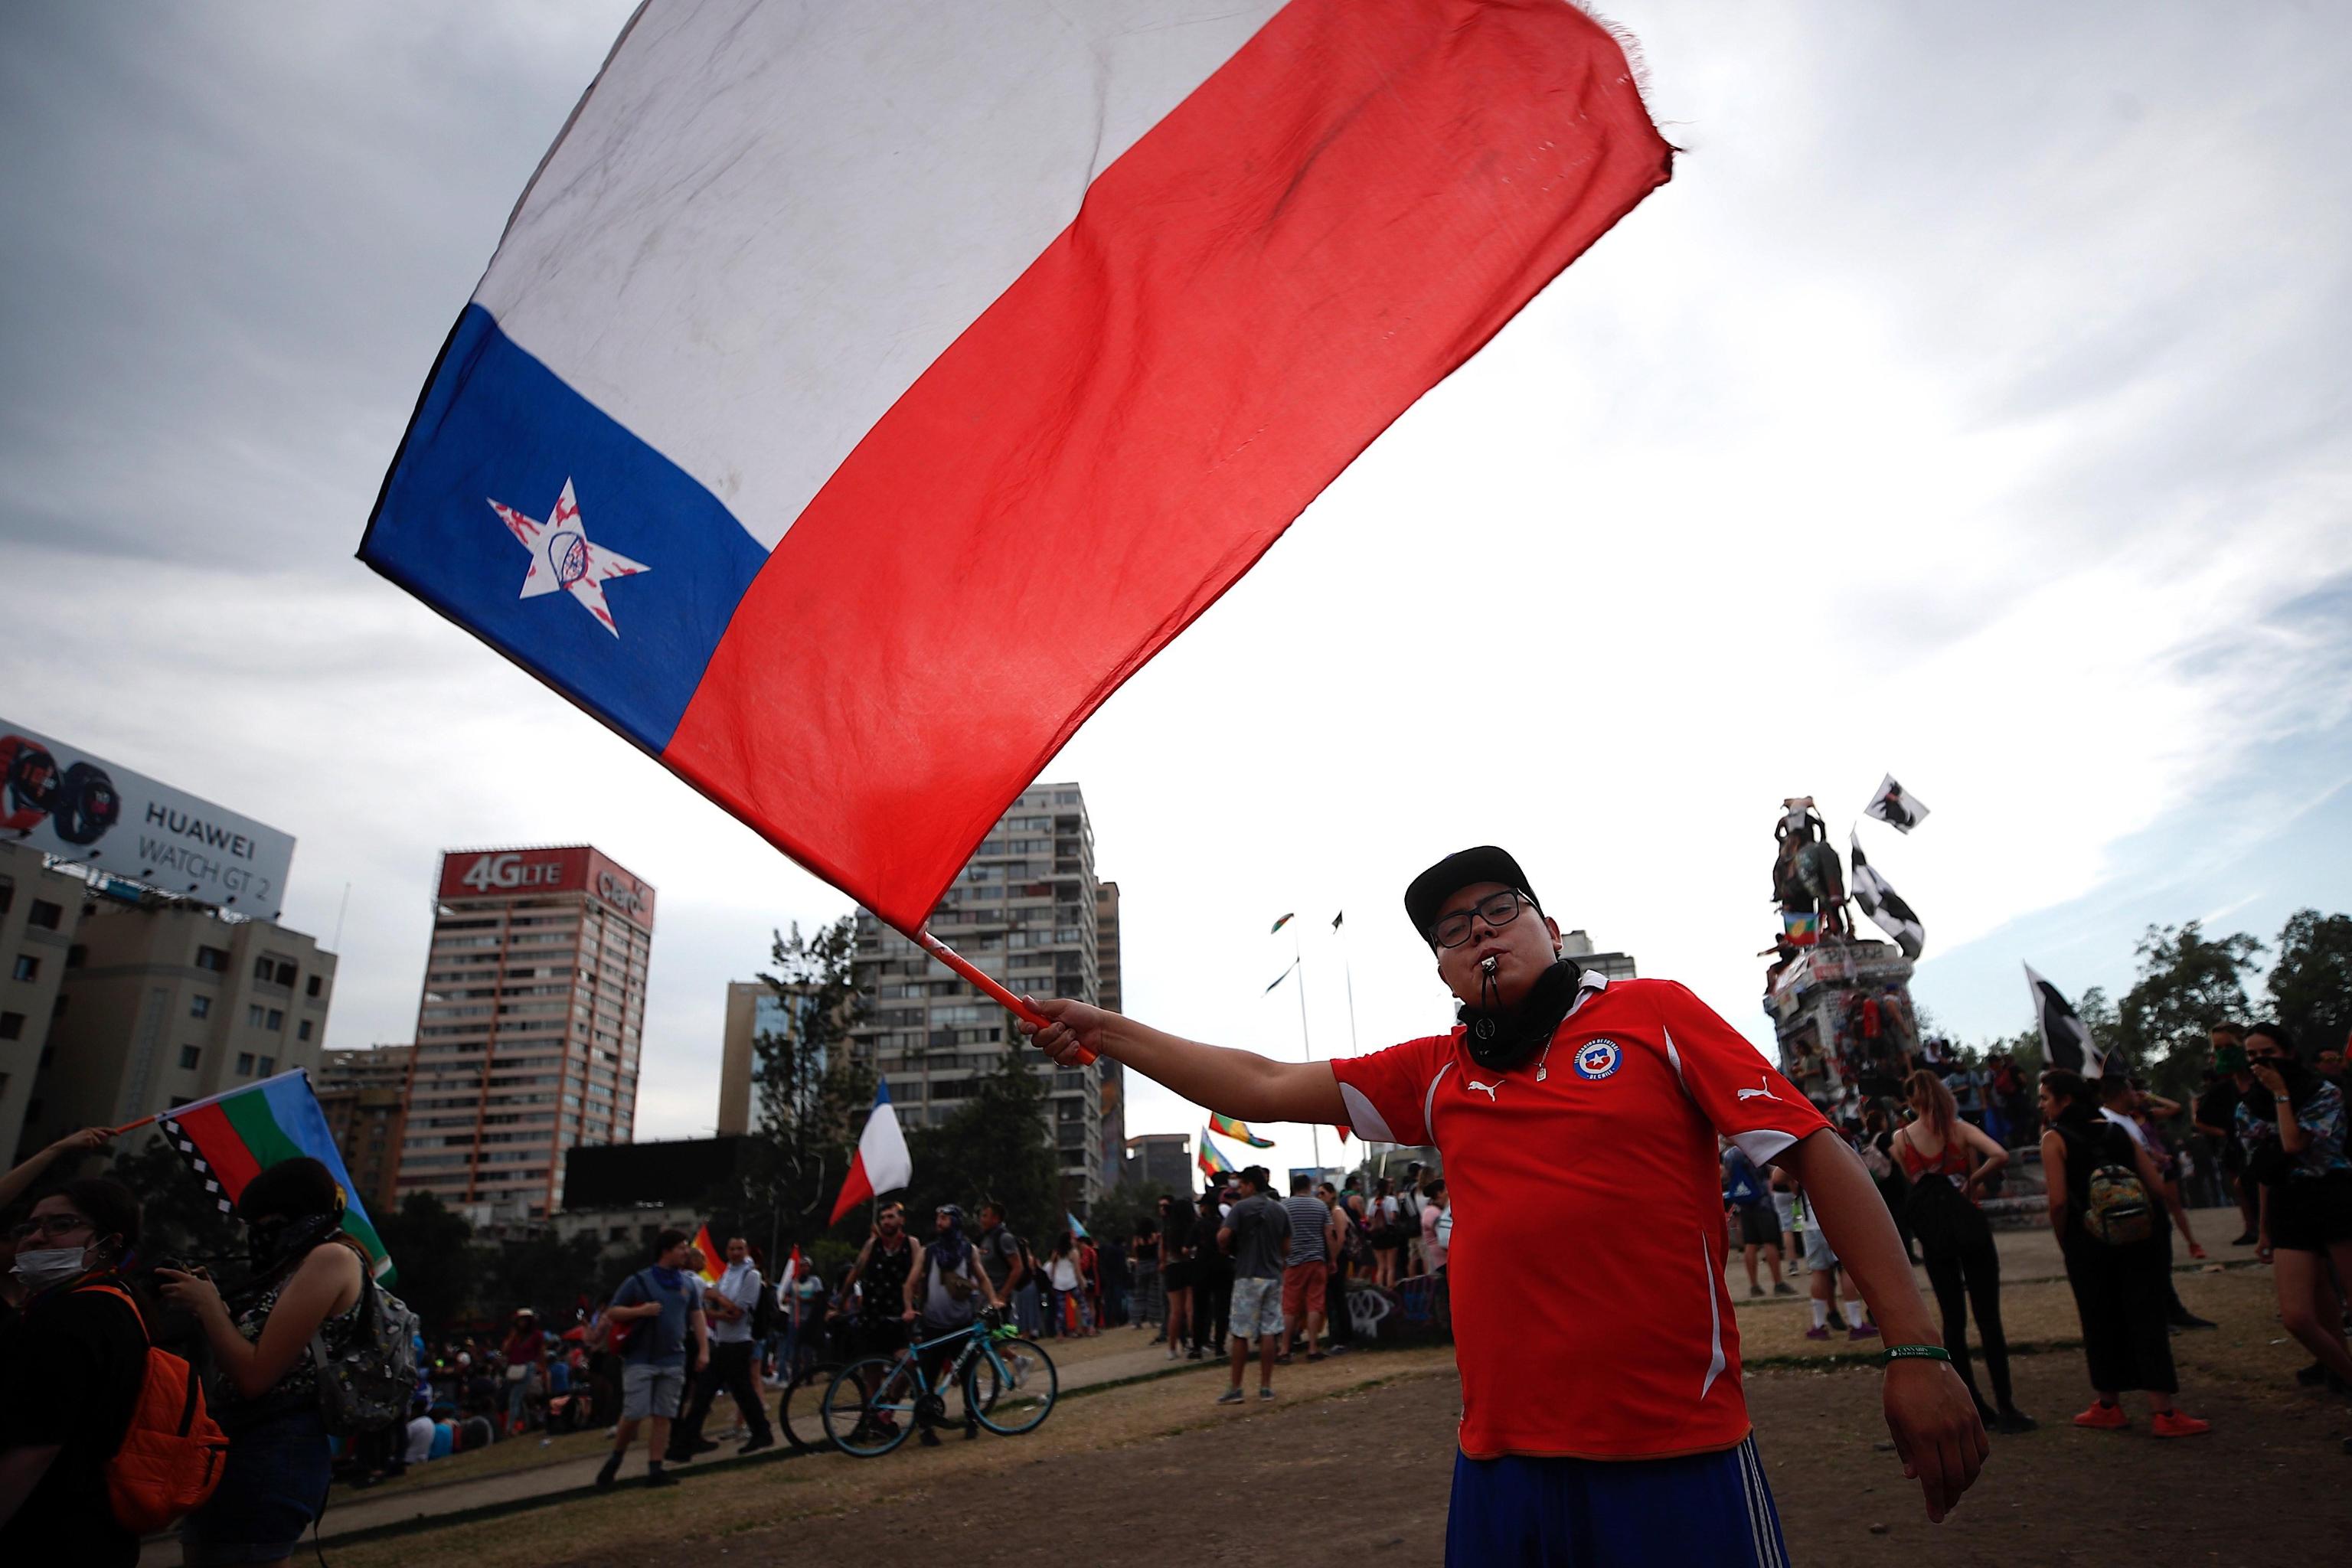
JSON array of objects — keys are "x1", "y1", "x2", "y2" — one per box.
[{"x1": 1403, "y1": 846, "x2": 1537, "y2": 940}]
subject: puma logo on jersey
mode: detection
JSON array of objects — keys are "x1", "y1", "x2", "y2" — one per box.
[
  {"x1": 1465, "y1": 1079, "x2": 1501, "y2": 1102},
  {"x1": 1738, "y1": 1083, "x2": 1781, "y2": 1102}
]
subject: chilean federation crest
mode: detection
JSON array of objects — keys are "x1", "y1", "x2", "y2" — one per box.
[{"x1": 1572, "y1": 1039, "x2": 1622, "y2": 1080}]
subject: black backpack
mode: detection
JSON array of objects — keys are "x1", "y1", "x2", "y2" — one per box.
[{"x1": 750, "y1": 1273, "x2": 782, "y2": 1339}]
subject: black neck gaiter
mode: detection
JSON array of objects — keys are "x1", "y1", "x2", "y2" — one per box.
[{"x1": 1458, "y1": 959, "x2": 1586, "y2": 1073}]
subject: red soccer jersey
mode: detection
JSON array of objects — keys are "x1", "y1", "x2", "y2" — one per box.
[{"x1": 1331, "y1": 973, "x2": 1828, "y2": 1461}]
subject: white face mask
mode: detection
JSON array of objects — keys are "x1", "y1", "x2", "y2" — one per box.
[{"x1": 11, "y1": 1246, "x2": 88, "y2": 1291}]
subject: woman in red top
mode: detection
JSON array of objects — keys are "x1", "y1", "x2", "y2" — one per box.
[{"x1": 1890, "y1": 1071, "x2": 2034, "y2": 1432}]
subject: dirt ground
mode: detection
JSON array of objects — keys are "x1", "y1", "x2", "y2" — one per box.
[{"x1": 330, "y1": 1269, "x2": 2350, "y2": 1568}]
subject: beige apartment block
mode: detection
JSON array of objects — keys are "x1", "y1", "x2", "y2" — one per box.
[
  {"x1": 0, "y1": 841, "x2": 88, "y2": 1162},
  {"x1": 15, "y1": 885, "x2": 335, "y2": 1158}
]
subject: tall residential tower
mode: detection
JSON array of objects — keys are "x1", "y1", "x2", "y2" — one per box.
[{"x1": 394, "y1": 846, "x2": 654, "y2": 1222}]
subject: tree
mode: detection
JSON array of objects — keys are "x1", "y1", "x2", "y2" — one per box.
[
  {"x1": 375, "y1": 1191, "x2": 477, "y2": 1338},
  {"x1": 2118, "y1": 922, "x2": 2263, "y2": 1102},
  {"x1": 902, "y1": 1044, "x2": 1063, "y2": 1247},
  {"x1": 477, "y1": 1227, "x2": 606, "y2": 1327},
  {"x1": 706, "y1": 918, "x2": 873, "y2": 1261},
  {"x1": 2265, "y1": 909, "x2": 2352, "y2": 1054}
]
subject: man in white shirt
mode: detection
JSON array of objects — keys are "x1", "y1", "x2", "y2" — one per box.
[{"x1": 672, "y1": 1236, "x2": 778, "y2": 1455}]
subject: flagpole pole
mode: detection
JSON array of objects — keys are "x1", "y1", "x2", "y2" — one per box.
[
  {"x1": 109, "y1": 1064, "x2": 313, "y2": 1135},
  {"x1": 917, "y1": 926, "x2": 1095, "y2": 1065},
  {"x1": 1335, "y1": 913, "x2": 1361, "y2": 1171},
  {"x1": 1293, "y1": 927, "x2": 1321, "y2": 1178}
]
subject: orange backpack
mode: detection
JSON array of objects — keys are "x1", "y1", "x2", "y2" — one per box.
[{"x1": 76, "y1": 1283, "x2": 230, "y2": 1533}]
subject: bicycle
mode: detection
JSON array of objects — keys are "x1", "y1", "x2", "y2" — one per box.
[
  {"x1": 819, "y1": 1309, "x2": 1057, "y2": 1457},
  {"x1": 776, "y1": 1357, "x2": 844, "y2": 1452}
]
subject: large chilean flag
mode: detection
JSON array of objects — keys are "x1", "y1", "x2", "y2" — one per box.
[{"x1": 361, "y1": 0, "x2": 1671, "y2": 933}]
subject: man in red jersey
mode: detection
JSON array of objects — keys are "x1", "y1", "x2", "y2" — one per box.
[{"x1": 1024, "y1": 846, "x2": 1985, "y2": 1566}]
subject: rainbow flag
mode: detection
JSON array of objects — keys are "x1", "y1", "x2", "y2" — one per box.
[
  {"x1": 1207, "y1": 1112, "x2": 1274, "y2": 1148},
  {"x1": 691, "y1": 1223, "x2": 723, "y2": 1282},
  {"x1": 1197, "y1": 1129, "x2": 1238, "y2": 1178},
  {"x1": 155, "y1": 1069, "x2": 393, "y2": 1282}
]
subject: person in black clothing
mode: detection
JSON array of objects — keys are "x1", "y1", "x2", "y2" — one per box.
[
  {"x1": 2191, "y1": 1027, "x2": 2261, "y2": 1245},
  {"x1": 2039, "y1": 1070, "x2": 2210, "y2": 1437},
  {"x1": 1187, "y1": 1191, "x2": 1230, "y2": 1361},
  {"x1": 0, "y1": 1177, "x2": 148, "y2": 1568}
]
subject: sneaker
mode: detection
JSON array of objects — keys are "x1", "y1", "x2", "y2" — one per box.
[
  {"x1": 644, "y1": 1468, "x2": 679, "y2": 1487},
  {"x1": 2151, "y1": 1410, "x2": 2211, "y2": 1439},
  {"x1": 1167, "y1": 1347, "x2": 1181, "y2": 1360},
  {"x1": 1259, "y1": 1387, "x2": 1276, "y2": 1401},
  {"x1": 1216, "y1": 1388, "x2": 1245, "y2": 1405},
  {"x1": 2072, "y1": 1401, "x2": 2129, "y2": 1431},
  {"x1": 1994, "y1": 1408, "x2": 2040, "y2": 1435},
  {"x1": 2295, "y1": 1361, "x2": 2329, "y2": 1387},
  {"x1": 2169, "y1": 1313, "x2": 2217, "y2": 1331},
  {"x1": 2231, "y1": 1231, "x2": 2258, "y2": 1246},
  {"x1": 1275, "y1": 1354, "x2": 1294, "y2": 1366},
  {"x1": 1749, "y1": 1284, "x2": 1765, "y2": 1299},
  {"x1": 594, "y1": 1456, "x2": 622, "y2": 1492},
  {"x1": 1307, "y1": 1352, "x2": 1326, "y2": 1364},
  {"x1": 919, "y1": 1427, "x2": 942, "y2": 1447},
  {"x1": 1804, "y1": 1326, "x2": 1831, "y2": 1341},
  {"x1": 738, "y1": 1433, "x2": 775, "y2": 1455},
  {"x1": 1772, "y1": 1282, "x2": 1796, "y2": 1297},
  {"x1": 1187, "y1": 1347, "x2": 1204, "y2": 1361},
  {"x1": 1848, "y1": 1325, "x2": 1880, "y2": 1341}
]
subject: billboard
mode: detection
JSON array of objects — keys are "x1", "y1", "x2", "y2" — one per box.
[
  {"x1": 436, "y1": 844, "x2": 656, "y2": 931},
  {"x1": 1, "y1": 718, "x2": 296, "y2": 916}
]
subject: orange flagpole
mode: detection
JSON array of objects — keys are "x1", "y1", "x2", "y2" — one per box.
[{"x1": 916, "y1": 926, "x2": 1095, "y2": 1066}]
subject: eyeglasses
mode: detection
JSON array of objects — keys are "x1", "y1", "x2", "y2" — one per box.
[
  {"x1": 1431, "y1": 890, "x2": 1534, "y2": 949},
  {"x1": 10, "y1": 1214, "x2": 92, "y2": 1241}
]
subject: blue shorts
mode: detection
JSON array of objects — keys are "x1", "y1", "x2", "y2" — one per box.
[{"x1": 1446, "y1": 1436, "x2": 1788, "y2": 1567}]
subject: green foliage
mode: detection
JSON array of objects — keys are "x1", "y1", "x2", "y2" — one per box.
[
  {"x1": 475, "y1": 1227, "x2": 606, "y2": 1325},
  {"x1": 2118, "y1": 922, "x2": 2262, "y2": 1102},
  {"x1": 106, "y1": 1133, "x2": 242, "y2": 1269},
  {"x1": 375, "y1": 1191, "x2": 476, "y2": 1338},
  {"x1": 901, "y1": 1043, "x2": 1063, "y2": 1246},
  {"x1": 2265, "y1": 909, "x2": 2352, "y2": 1054},
  {"x1": 1085, "y1": 1175, "x2": 1161, "y2": 1250}
]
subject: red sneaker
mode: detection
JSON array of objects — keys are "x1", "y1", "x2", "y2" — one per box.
[
  {"x1": 2151, "y1": 1410, "x2": 2211, "y2": 1439},
  {"x1": 2071, "y1": 1401, "x2": 2129, "y2": 1430}
]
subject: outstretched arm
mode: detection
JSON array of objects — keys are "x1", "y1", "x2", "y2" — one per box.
[
  {"x1": 0, "y1": 1128, "x2": 113, "y2": 1213},
  {"x1": 1022, "y1": 999, "x2": 1345, "y2": 1124},
  {"x1": 1779, "y1": 1129, "x2": 1988, "y2": 1525}
]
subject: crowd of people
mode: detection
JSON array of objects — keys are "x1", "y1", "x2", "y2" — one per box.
[{"x1": 1728, "y1": 1017, "x2": 2352, "y2": 1452}]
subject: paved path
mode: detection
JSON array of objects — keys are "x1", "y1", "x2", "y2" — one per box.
[{"x1": 139, "y1": 1328, "x2": 1221, "y2": 1563}]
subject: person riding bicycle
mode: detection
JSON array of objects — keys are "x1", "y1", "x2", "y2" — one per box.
[{"x1": 907, "y1": 1204, "x2": 1001, "y2": 1445}]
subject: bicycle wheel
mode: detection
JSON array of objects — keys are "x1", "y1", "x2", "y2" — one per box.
[
  {"x1": 821, "y1": 1357, "x2": 919, "y2": 1457},
  {"x1": 777, "y1": 1361, "x2": 843, "y2": 1452},
  {"x1": 965, "y1": 1337, "x2": 1057, "y2": 1436}
]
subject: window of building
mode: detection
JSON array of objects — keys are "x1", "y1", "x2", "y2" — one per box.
[
  {"x1": 190, "y1": 995, "x2": 211, "y2": 1020},
  {"x1": 256, "y1": 1055, "x2": 276, "y2": 1075},
  {"x1": 306, "y1": 975, "x2": 322, "y2": 997},
  {"x1": 178, "y1": 1045, "x2": 201, "y2": 1070},
  {"x1": 0, "y1": 878, "x2": 11, "y2": 914},
  {"x1": 247, "y1": 1005, "x2": 266, "y2": 1028},
  {"x1": 10, "y1": 955, "x2": 36, "y2": 982},
  {"x1": 195, "y1": 946, "x2": 230, "y2": 972},
  {"x1": 276, "y1": 961, "x2": 298, "y2": 987},
  {"x1": 65, "y1": 944, "x2": 85, "y2": 969},
  {"x1": 0, "y1": 1012, "x2": 21, "y2": 1040},
  {"x1": 235, "y1": 1052, "x2": 255, "y2": 1076},
  {"x1": 266, "y1": 1009, "x2": 284, "y2": 1031},
  {"x1": 297, "y1": 1019, "x2": 313, "y2": 1041},
  {"x1": 26, "y1": 899, "x2": 63, "y2": 930}
]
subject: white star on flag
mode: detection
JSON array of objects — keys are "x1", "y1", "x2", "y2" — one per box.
[{"x1": 487, "y1": 479, "x2": 649, "y2": 637}]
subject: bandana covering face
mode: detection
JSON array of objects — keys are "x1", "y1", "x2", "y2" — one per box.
[{"x1": 1457, "y1": 959, "x2": 1586, "y2": 1073}]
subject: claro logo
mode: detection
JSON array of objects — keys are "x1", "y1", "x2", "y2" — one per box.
[
  {"x1": 597, "y1": 871, "x2": 648, "y2": 916},
  {"x1": 456, "y1": 852, "x2": 565, "y2": 893}
]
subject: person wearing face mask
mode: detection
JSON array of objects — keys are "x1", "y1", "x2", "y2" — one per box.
[
  {"x1": 0, "y1": 1177, "x2": 147, "y2": 1567},
  {"x1": 2235, "y1": 1022, "x2": 2352, "y2": 1422},
  {"x1": 0, "y1": 1127, "x2": 116, "y2": 1328},
  {"x1": 155, "y1": 1157, "x2": 368, "y2": 1568},
  {"x1": 1023, "y1": 846, "x2": 1986, "y2": 1561}
]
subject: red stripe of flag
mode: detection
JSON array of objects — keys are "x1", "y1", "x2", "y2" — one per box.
[
  {"x1": 175, "y1": 1101, "x2": 264, "y2": 1200},
  {"x1": 663, "y1": 0, "x2": 1669, "y2": 931}
]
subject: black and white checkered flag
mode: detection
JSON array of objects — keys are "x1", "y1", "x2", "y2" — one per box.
[
  {"x1": 1848, "y1": 834, "x2": 1925, "y2": 960},
  {"x1": 2023, "y1": 964, "x2": 2105, "y2": 1076}
]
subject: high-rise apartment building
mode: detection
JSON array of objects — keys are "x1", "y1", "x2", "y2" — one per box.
[
  {"x1": 395, "y1": 847, "x2": 655, "y2": 1222},
  {"x1": 315, "y1": 1044, "x2": 414, "y2": 1215},
  {"x1": 7, "y1": 851, "x2": 336, "y2": 1161},
  {"x1": 0, "y1": 841, "x2": 86, "y2": 1161},
  {"x1": 1094, "y1": 880, "x2": 1124, "y2": 1187},
  {"x1": 717, "y1": 978, "x2": 824, "y2": 1136},
  {"x1": 849, "y1": 782, "x2": 1118, "y2": 1210}
]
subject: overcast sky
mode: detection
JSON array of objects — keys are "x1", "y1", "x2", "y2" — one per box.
[{"x1": 5, "y1": 2, "x2": 2347, "y2": 1186}]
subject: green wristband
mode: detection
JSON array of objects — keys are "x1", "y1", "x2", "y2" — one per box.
[{"x1": 1883, "y1": 1344, "x2": 1952, "y2": 1367}]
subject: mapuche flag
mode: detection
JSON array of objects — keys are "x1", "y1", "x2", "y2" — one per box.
[
  {"x1": 2024, "y1": 964, "x2": 2105, "y2": 1077},
  {"x1": 358, "y1": 1, "x2": 1671, "y2": 937},
  {"x1": 157, "y1": 1070, "x2": 394, "y2": 1282},
  {"x1": 1208, "y1": 1112, "x2": 1276, "y2": 1149},
  {"x1": 829, "y1": 1081, "x2": 912, "y2": 1225},
  {"x1": 1197, "y1": 1130, "x2": 1240, "y2": 1179}
]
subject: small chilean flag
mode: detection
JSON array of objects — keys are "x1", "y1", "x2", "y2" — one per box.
[
  {"x1": 359, "y1": 1, "x2": 1670, "y2": 939},
  {"x1": 830, "y1": 1081, "x2": 913, "y2": 1226}
]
